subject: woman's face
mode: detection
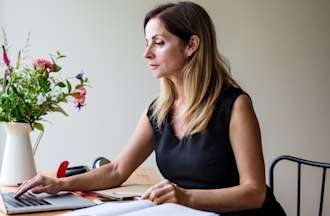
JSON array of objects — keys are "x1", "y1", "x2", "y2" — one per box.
[{"x1": 144, "y1": 18, "x2": 188, "y2": 80}]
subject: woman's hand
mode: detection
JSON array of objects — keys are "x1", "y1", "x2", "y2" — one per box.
[
  {"x1": 142, "y1": 179, "x2": 191, "y2": 206},
  {"x1": 15, "y1": 174, "x2": 64, "y2": 198}
]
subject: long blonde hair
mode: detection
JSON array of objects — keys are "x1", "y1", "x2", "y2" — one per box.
[{"x1": 144, "y1": 2, "x2": 238, "y2": 135}]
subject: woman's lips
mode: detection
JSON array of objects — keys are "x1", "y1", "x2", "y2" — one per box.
[{"x1": 149, "y1": 64, "x2": 159, "y2": 69}]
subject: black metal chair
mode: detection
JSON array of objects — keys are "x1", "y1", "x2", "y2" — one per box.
[{"x1": 269, "y1": 155, "x2": 330, "y2": 216}]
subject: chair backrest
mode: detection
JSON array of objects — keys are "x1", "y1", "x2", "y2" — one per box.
[{"x1": 269, "y1": 155, "x2": 330, "y2": 216}]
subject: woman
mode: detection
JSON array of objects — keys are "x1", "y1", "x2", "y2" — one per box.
[{"x1": 16, "y1": 2, "x2": 286, "y2": 215}]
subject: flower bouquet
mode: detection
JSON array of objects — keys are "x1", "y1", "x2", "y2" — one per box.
[
  {"x1": 0, "y1": 49, "x2": 88, "y2": 131},
  {"x1": 0, "y1": 32, "x2": 89, "y2": 185}
]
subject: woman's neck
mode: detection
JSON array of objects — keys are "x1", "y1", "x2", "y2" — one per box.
[{"x1": 170, "y1": 76, "x2": 185, "y2": 105}]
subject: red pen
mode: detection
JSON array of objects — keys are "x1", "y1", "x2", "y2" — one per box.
[{"x1": 56, "y1": 161, "x2": 69, "y2": 178}]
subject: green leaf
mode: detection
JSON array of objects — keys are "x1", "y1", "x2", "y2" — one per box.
[
  {"x1": 33, "y1": 122, "x2": 44, "y2": 132},
  {"x1": 75, "y1": 84, "x2": 84, "y2": 90},
  {"x1": 18, "y1": 103, "x2": 27, "y2": 117},
  {"x1": 52, "y1": 105, "x2": 69, "y2": 116},
  {"x1": 56, "y1": 51, "x2": 66, "y2": 59},
  {"x1": 37, "y1": 76, "x2": 50, "y2": 92},
  {"x1": 15, "y1": 50, "x2": 21, "y2": 70},
  {"x1": 56, "y1": 82, "x2": 66, "y2": 88},
  {"x1": 0, "y1": 115, "x2": 8, "y2": 122},
  {"x1": 52, "y1": 64, "x2": 61, "y2": 72},
  {"x1": 66, "y1": 80, "x2": 72, "y2": 93}
]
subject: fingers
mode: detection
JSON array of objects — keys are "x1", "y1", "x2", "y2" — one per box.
[
  {"x1": 142, "y1": 179, "x2": 169, "y2": 199},
  {"x1": 149, "y1": 184, "x2": 173, "y2": 201},
  {"x1": 154, "y1": 191, "x2": 175, "y2": 204},
  {"x1": 142, "y1": 179, "x2": 180, "y2": 204},
  {"x1": 15, "y1": 175, "x2": 48, "y2": 198},
  {"x1": 15, "y1": 180, "x2": 30, "y2": 196},
  {"x1": 30, "y1": 186, "x2": 48, "y2": 194}
]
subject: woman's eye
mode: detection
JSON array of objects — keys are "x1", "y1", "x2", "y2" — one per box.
[
  {"x1": 155, "y1": 41, "x2": 165, "y2": 46},
  {"x1": 145, "y1": 41, "x2": 164, "y2": 48}
]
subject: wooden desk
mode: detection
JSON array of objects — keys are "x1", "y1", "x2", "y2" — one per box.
[{"x1": 0, "y1": 167, "x2": 160, "y2": 216}]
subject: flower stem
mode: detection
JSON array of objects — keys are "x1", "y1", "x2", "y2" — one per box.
[{"x1": 2, "y1": 69, "x2": 8, "y2": 93}]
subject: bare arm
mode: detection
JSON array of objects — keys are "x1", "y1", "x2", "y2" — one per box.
[
  {"x1": 62, "y1": 109, "x2": 154, "y2": 191},
  {"x1": 16, "y1": 109, "x2": 154, "y2": 196},
  {"x1": 186, "y1": 94, "x2": 266, "y2": 212}
]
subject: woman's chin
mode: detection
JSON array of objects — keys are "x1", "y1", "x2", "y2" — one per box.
[{"x1": 152, "y1": 71, "x2": 163, "y2": 79}]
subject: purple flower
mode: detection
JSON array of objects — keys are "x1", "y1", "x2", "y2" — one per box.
[
  {"x1": 75, "y1": 72, "x2": 84, "y2": 81},
  {"x1": 2, "y1": 45, "x2": 10, "y2": 67},
  {"x1": 74, "y1": 101, "x2": 85, "y2": 110}
]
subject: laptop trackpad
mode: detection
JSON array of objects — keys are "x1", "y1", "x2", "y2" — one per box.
[{"x1": 43, "y1": 192, "x2": 95, "y2": 208}]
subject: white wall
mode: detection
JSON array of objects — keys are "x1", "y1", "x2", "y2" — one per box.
[{"x1": 0, "y1": 0, "x2": 329, "y2": 215}]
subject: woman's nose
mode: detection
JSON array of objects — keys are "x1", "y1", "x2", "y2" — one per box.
[{"x1": 144, "y1": 46, "x2": 154, "y2": 59}]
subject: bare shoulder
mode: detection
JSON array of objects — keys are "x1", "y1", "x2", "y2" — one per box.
[
  {"x1": 229, "y1": 92, "x2": 261, "y2": 151},
  {"x1": 232, "y1": 94, "x2": 253, "y2": 112},
  {"x1": 229, "y1": 93, "x2": 260, "y2": 135},
  {"x1": 136, "y1": 108, "x2": 153, "y2": 133}
]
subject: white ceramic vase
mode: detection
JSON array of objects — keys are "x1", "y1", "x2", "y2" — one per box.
[{"x1": 0, "y1": 122, "x2": 37, "y2": 186}]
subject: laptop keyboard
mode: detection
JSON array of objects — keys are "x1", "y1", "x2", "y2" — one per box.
[{"x1": 3, "y1": 192, "x2": 51, "y2": 208}]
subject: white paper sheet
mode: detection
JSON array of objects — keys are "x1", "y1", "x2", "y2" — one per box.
[
  {"x1": 60, "y1": 200, "x2": 218, "y2": 216},
  {"x1": 59, "y1": 200, "x2": 154, "y2": 216},
  {"x1": 123, "y1": 203, "x2": 218, "y2": 216}
]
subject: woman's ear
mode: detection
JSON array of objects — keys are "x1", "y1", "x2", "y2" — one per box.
[{"x1": 185, "y1": 35, "x2": 200, "y2": 57}]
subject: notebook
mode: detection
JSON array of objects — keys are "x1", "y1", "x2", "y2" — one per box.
[
  {"x1": 0, "y1": 189, "x2": 96, "y2": 214},
  {"x1": 92, "y1": 183, "x2": 150, "y2": 201},
  {"x1": 60, "y1": 200, "x2": 218, "y2": 216}
]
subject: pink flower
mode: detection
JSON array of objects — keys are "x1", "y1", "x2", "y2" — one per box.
[
  {"x1": 72, "y1": 87, "x2": 87, "y2": 110},
  {"x1": 2, "y1": 45, "x2": 10, "y2": 67},
  {"x1": 32, "y1": 58, "x2": 54, "y2": 72}
]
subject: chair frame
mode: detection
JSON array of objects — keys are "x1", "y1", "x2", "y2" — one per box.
[{"x1": 269, "y1": 155, "x2": 330, "y2": 216}]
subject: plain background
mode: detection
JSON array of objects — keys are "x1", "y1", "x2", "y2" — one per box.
[{"x1": 0, "y1": 0, "x2": 329, "y2": 215}]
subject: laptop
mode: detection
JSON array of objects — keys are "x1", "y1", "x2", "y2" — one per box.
[{"x1": 0, "y1": 189, "x2": 96, "y2": 214}]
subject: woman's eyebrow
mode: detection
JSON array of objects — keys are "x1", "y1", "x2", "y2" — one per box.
[{"x1": 145, "y1": 34, "x2": 166, "y2": 41}]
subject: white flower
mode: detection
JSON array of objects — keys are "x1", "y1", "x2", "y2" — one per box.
[{"x1": 37, "y1": 94, "x2": 47, "y2": 105}]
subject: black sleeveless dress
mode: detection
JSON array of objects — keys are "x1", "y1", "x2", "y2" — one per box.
[{"x1": 146, "y1": 86, "x2": 286, "y2": 216}]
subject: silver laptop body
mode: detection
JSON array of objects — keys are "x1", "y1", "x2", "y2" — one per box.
[{"x1": 0, "y1": 190, "x2": 96, "y2": 214}]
